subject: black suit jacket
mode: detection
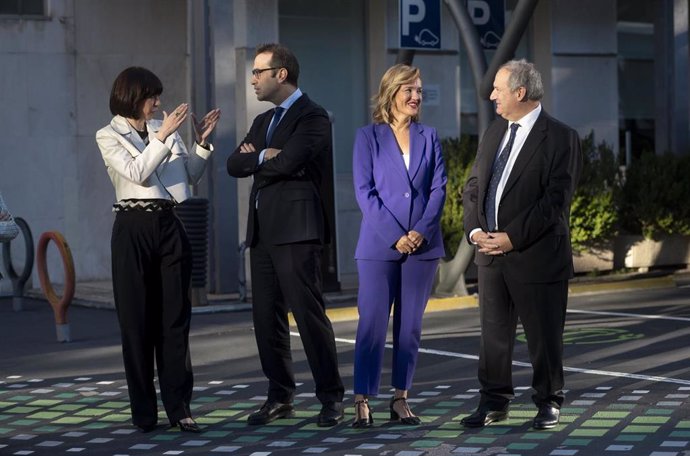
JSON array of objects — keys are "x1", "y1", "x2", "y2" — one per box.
[
  {"x1": 227, "y1": 94, "x2": 330, "y2": 247},
  {"x1": 463, "y1": 110, "x2": 582, "y2": 283}
]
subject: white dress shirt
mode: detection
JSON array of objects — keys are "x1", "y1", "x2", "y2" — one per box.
[
  {"x1": 470, "y1": 104, "x2": 541, "y2": 242},
  {"x1": 492, "y1": 104, "x2": 542, "y2": 228}
]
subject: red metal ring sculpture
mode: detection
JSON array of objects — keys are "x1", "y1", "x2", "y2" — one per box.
[{"x1": 36, "y1": 231, "x2": 75, "y2": 325}]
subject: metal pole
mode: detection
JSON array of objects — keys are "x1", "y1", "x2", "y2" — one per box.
[
  {"x1": 478, "y1": 0, "x2": 540, "y2": 98},
  {"x1": 443, "y1": 0, "x2": 493, "y2": 136},
  {"x1": 396, "y1": 49, "x2": 416, "y2": 65}
]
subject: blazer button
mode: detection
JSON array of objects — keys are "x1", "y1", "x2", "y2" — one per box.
[{"x1": 404, "y1": 192, "x2": 410, "y2": 198}]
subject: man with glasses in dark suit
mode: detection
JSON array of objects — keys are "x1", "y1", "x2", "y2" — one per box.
[{"x1": 227, "y1": 43, "x2": 344, "y2": 427}]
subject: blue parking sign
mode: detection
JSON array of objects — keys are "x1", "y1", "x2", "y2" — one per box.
[
  {"x1": 468, "y1": 0, "x2": 505, "y2": 49},
  {"x1": 400, "y1": 0, "x2": 441, "y2": 50}
]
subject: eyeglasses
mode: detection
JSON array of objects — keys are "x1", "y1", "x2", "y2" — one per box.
[{"x1": 251, "y1": 67, "x2": 280, "y2": 77}]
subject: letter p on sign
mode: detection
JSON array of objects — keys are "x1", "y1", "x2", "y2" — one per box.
[
  {"x1": 400, "y1": 0, "x2": 441, "y2": 49},
  {"x1": 402, "y1": 0, "x2": 426, "y2": 35}
]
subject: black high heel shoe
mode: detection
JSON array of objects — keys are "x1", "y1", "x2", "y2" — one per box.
[
  {"x1": 352, "y1": 399, "x2": 374, "y2": 428},
  {"x1": 177, "y1": 418, "x2": 201, "y2": 433},
  {"x1": 390, "y1": 397, "x2": 421, "y2": 425}
]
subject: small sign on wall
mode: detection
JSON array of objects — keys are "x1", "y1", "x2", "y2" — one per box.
[{"x1": 422, "y1": 84, "x2": 440, "y2": 106}]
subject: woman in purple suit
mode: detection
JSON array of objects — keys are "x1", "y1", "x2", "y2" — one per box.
[{"x1": 351, "y1": 64, "x2": 447, "y2": 428}]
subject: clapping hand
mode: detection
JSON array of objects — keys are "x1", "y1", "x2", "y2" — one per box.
[
  {"x1": 192, "y1": 108, "x2": 221, "y2": 147},
  {"x1": 157, "y1": 103, "x2": 188, "y2": 142}
]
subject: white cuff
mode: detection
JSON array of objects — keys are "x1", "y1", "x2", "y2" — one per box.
[{"x1": 469, "y1": 228, "x2": 483, "y2": 245}]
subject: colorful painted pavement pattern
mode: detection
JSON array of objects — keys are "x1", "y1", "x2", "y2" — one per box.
[
  {"x1": 3, "y1": 275, "x2": 690, "y2": 455},
  {"x1": 1, "y1": 375, "x2": 689, "y2": 456}
]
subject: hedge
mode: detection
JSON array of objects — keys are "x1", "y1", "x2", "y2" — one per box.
[{"x1": 440, "y1": 132, "x2": 690, "y2": 256}]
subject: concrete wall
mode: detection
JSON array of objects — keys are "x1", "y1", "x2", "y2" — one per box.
[
  {"x1": 0, "y1": 0, "x2": 189, "y2": 289},
  {"x1": 0, "y1": 1, "x2": 79, "y2": 291},
  {"x1": 1, "y1": 0, "x2": 687, "y2": 295},
  {"x1": 535, "y1": 0, "x2": 619, "y2": 151},
  {"x1": 279, "y1": 0, "x2": 368, "y2": 287},
  {"x1": 75, "y1": 0, "x2": 188, "y2": 282},
  {"x1": 205, "y1": 0, "x2": 239, "y2": 293}
]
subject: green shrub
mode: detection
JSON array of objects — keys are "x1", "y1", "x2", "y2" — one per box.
[
  {"x1": 569, "y1": 132, "x2": 621, "y2": 251},
  {"x1": 440, "y1": 131, "x2": 690, "y2": 256},
  {"x1": 440, "y1": 135, "x2": 477, "y2": 255},
  {"x1": 618, "y1": 151, "x2": 690, "y2": 238},
  {"x1": 571, "y1": 191, "x2": 618, "y2": 243}
]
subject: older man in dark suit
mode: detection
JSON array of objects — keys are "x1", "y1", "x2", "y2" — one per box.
[
  {"x1": 462, "y1": 59, "x2": 582, "y2": 430},
  {"x1": 227, "y1": 43, "x2": 344, "y2": 427}
]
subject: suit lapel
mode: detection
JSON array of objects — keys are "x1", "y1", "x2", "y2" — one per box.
[
  {"x1": 479, "y1": 120, "x2": 508, "y2": 192},
  {"x1": 257, "y1": 109, "x2": 274, "y2": 149},
  {"x1": 374, "y1": 123, "x2": 409, "y2": 182},
  {"x1": 110, "y1": 116, "x2": 145, "y2": 156},
  {"x1": 501, "y1": 112, "x2": 547, "y2": 196},
  {"x1": 266, "y1": 94, "x2": 308, "y2": 146},
  {"x1": 407, "y1": 122, "x2": 425, "y2": 182}
]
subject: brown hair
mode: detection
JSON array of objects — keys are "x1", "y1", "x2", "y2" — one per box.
[
  {"x1": 109, "y1": 67, "x2": 163, "y2": 119},
  {"x1": 256, "y1": 43, "x2": 300, "y2": 86},
  {"x1": 372, "y1": 64, "x2": 421, "y2": 124}
]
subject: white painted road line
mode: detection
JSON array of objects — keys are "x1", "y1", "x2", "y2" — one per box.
[
  {"x1": 319, "y1": 335, "x2": 690, "y2": 387},
  {"x1": 568, "y1": 308, "x2": 690, "y2": 322}
]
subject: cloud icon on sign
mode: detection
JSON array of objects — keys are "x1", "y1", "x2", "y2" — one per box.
[{"x1": 414, "y1": 29, "x2": 440, "y2": 47}]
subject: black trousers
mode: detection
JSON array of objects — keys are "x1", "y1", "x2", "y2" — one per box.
[
  {"x1": 249, "y1": 237, "x2": 344, "y2": 405},
  {"x1": 477, "y1": 259, "x2": 568, "y2": 410},
  {"x1": 111, "y1": 209, "x2": 193, "y2": 427}
]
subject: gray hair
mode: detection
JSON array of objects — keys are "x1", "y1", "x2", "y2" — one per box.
[{"x1": 500, "y1": 59, "x2": 544, "y2": 101}]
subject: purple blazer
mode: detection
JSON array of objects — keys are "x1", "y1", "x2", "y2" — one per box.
[{"x1": 353, "y1": 122, "x2": 447, "y2": 261}]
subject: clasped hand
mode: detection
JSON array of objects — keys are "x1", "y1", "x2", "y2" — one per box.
[
  {"x1": 239, "y1": 143, "x2": 281, "y2": 161},
  {"x1": 473, "y1": 231, "x2": 513, "y2": 256},
  {"x1": 395, "y1": 230, "x2": 424, "y2": 255}
]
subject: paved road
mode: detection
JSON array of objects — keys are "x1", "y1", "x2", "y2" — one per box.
[{"x1": 1, "y1": 275, "x2": 689, "y2": 456}]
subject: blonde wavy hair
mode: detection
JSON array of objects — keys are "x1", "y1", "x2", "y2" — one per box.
[{"x1": 372, "y1": 64, "x2": 421, "y2": 125}]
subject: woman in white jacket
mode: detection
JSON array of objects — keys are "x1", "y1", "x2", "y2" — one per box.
[{"x1": 96, "y1": 66, "x2": 220, "y2": 433}]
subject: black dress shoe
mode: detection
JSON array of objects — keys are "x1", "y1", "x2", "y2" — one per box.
[
  {"x1": 317, "y1": 401, "x2": 344, "y2": 427},
  {"x1": 177, "y1": 419, "x2": 201, "y2": 433},
  {"x1": 460, "y1": 407, "x2": 509, "y2": 428},
  {"x1": 134, "y1": 423, "x2": 157, "y2": 433},
  {"x1": 247, "y1": 401, "x2": 295, "y2": 425},
  {"x1": 533, "y1": 405, "x2": 560, "y2": 429}
]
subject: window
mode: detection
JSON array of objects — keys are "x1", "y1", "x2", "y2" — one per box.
[
  {"x1": 617, "y1": 0, "x2": 656, "y2": 159},
  {"x1": 0, "y1": 0, "x2": 45, "y2": 16}
]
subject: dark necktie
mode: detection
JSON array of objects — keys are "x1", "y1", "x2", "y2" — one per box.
[
  {"x1": 484, "y1": 122, "x2": 520, "y2": 232},
  {"x1": 265, "y1": 106, "x2": 284, "y2": 145},
  {"x1": 255, "y1": 107, "x2": 285, "y2": 209}
]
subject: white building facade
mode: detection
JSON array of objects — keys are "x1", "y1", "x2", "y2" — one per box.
[{"x1": 0, "y1": 0, "x2": 687, "y2": 294}]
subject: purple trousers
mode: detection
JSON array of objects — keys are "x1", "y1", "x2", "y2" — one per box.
[{"x1": 353, "y1": 256, "x2": 439, "y2": 395}]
